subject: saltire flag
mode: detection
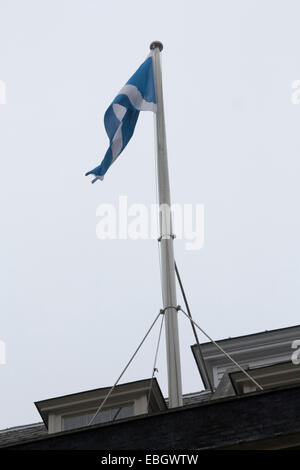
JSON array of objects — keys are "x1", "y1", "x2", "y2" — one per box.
[{"x1": 86, "y1": 56, "x2": 156, "y2": 183}]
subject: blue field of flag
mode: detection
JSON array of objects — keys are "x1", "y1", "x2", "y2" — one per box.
[{"x1": 86, "y1": 56, "x2": 156, "y2": 183}]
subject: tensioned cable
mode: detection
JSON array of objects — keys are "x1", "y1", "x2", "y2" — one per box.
[
  {"x1": 88, "y1": 310, "x2": 163, "y2": 426},
  {"x1": 179, "y1": 307, "x2": 264, "y2": 391},
  {"x1": 174, "y1": 261, "x2": 214, "y2": 393},
  {"x1": 146, "y1": 313, "x2": 165, "y2": 413}
]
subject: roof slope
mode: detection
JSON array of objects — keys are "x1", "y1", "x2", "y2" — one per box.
[{"x1": 0, "y1": 423, "x2": 47, "y2": 448}]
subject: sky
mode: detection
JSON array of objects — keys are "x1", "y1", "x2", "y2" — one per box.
[{"x1": 1, "y1": 0, "x2": 300, "y2": 429}]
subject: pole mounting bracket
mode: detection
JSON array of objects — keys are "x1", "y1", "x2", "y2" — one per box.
[{"x1": 157, "y1": 234, "x2": 176, "y2": 242}]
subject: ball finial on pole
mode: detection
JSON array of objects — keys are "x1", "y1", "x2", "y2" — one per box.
[{"x1": 150, "y1": 41, "x2": 163, "y2": 51}]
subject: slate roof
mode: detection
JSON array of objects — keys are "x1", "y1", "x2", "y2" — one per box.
[
  {"x1": 0, "y1": 422, "x2": 47, "y2": 448},
  {"x1": 181, "y1": 390, "x2": 212, "y2": 406}
]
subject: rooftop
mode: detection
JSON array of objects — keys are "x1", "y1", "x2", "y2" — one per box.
[
  {"x1": 0, "y1": 389, "x2": 213, "y2": 448},
  {"x1": 2, "y1": 384, "x2": 300, "y2": 450},
  {"x1": 2, "y1": 323, "x2": 300, "y2": 449}
]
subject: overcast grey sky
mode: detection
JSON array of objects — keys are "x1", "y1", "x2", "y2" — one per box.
[{"x1": 1, "y1": 0, "x2": 300, "y2": 429}]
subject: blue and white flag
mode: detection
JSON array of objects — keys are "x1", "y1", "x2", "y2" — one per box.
[{"x1": 86, "y1": 56, "x2": 156, "y2": 183}]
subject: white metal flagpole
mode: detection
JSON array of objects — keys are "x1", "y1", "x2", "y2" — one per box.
[{"x1": 150, "y1": 41, "x2": 183, "y2": 408}]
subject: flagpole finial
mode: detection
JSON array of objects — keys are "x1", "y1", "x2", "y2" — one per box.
[{"x1": 150, "y1": 41, "x2": 163, "y2": 52}]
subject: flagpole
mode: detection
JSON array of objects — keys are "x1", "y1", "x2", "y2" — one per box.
[{"x1": 150, "y1": 41, "x2": 183, "y2": 408}]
